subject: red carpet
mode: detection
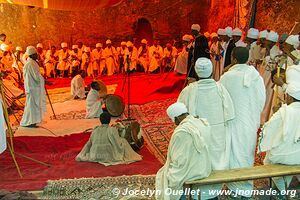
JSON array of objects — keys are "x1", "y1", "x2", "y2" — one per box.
[
  {"x1": 46, "y1": 72, "x2": 185, "y2": 105},
  {"x1": 0, "y1": 133, "x2": 162, "y2": 191}
]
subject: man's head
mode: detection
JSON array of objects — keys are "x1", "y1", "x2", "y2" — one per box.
[
  {"x1": 278, "y1": 33, "x2": 289, "y2": 50},
  {"x1": 16, "y1": 46, "x2": 22, "y2": 54},
  {"x1": 283, "y1": 35, "x2": 299, "y2": 54},
  {"x1": 72, "y1": 45, "x2": 78, "y2": 53},
  {"x1": 258, "y1": 30, "x2": 268, "y2": 47},
  {"x1": 245, "y1": 28, "x2": 259, "y2": 45},
  {"x1": 26, "y1": 46, "x2": 38, "y2": 60},
  {"x1": 36, "y1": 43, "x2": 43, "y2": 54},
  {"x1": 167, "y1": 102, "x2": 189, "y2": 126},
  {"x1": 96, "y1": 43, "x2": 102, "y2": 51},
  {"x1": 77, "y1": 41, "x2": 83, "y2": 48},
  {"x1": 127, "y1": 41, "x2": 133, "y2": 52},
  {"x1": 106, "y1": 40, "x2": 112, "y2": 48},
  {"x1": 231, "y1": 47, "x2": 249, "y2": 64},
  {"x1": 61, "y1": 42, "x2": 68, "y2": 51},
  {"x1": 224, "y1": 26, "x2": 233, "y2": 42},
  {"x1": 195, "y1": 57, "x2": 213, "y2": 79},
  {"x1": 266, "y1": 31, "x2": 279, "y2": 49},
  {"x1": 91, "y1": 81, "x2": 100, "y2": 91},
  {"x1": 141, "y1": 39, "x2": 147, "y2": 48},
  {"x1": 0, "y1": 33, "x2": 6, "y2": 42},
  {"x1": 100, "y1": 112, "x2": 111, "y2": 125},
  {"x1": 232, "y1": 28, "x2": 242, "y2": 43},
  {"x1": 286, "y1": 66, "x2": 300, "y2": 104},
  {"x1": 121, "y1": 41, "x2": 127, "y2": 49},
  {"x1": 166, "y1": 43, "x2": 172, "y2": 51},
  {"x1": 217, "y1": 29, "x2": 226, "y2": 42},
  {"x1": 191, "y1": 24, "x2": 200, "y2": 37}
]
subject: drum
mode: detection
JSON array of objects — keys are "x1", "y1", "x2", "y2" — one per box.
[
  {"x1": 115, "y1": 120, "x2": 144, "y2": 151},
  {"x1": 105, "y1": 94, "x2": 125, "y2": 117},
  {"x1": 96, "y1": 80, "x2": 107, "y2": 98}
]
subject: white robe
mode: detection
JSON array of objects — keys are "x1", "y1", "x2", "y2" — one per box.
[
  {"x1": 103, "y1": 47, "x2": 118, "y2": 76},
  {"x1": 20, "y1": 58, "x2": 47, "y2": 126},
  {"x1": 124, "y1": 48, "x2": 138, "y2": 71},
  {"x1": 149, "y1": 45, "x2": 163, "y2": 72},
  {"x1": 178, "y1": 79, "x2": 235, "y2": 199},
  {"x1": 220, "y1": 64, "x2": 266, "y2": 196},
  {"x1": 0, "y1": 100, "x2": 6, "y2": 154},
  {"x1": 71, "y1": 75, "x2": 86, "y2": 99},
  {"x1": 155, "y1": 115, "x2": 212, "y2": 200},
  {"x1": 174, "y1": 46, "x2": 188, "y2": 74},
  {"x1": 259, "y1": 102, "x2": 300, "y2": 191},
  {"x1": 86, "y1": 89, "x2": 103, "y2": 119}
]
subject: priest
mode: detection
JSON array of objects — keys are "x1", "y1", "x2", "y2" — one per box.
[
  {"x1": 20, "y1": 46, "x2": 46, "y2": 127},
  {"x1": 86, "y1": 81, "x2": 103, "y2": 119},
  {"x1": 156, "y1": 102, "x2": 211, "y2": 200},
  {"x1": 220, "y1": 47, "x2": 266, "y2": 198}
]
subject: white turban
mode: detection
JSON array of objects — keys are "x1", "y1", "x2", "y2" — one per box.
[
  {"x1": 225, "y1": 26, "x2": 233, "y2": 37},
  {"x1": 126, "y1": 41, "x2": 133, "y2": 47},
  {"x1": 72, "y1": 45, "x2": 78, "y2": 49},
  {"x1": 232, "y1": 28, "x2": 242, "y2": 36},
  {"x1": 204, "y1": 32, "x2": 210, "y2": 38},
  {"x1": 195, "y1": 57, "x2": 213, "y2": 78},
  {"x1": 259, "y1": 30, "x2": 268, "y2": 39},
  {"x1": 247, "y1": 28, "x2": 259, "y2": 39},
  {"x1": 16, "y1": 46, "x2": 22, "y2": 51},
  {"x1": 286, "y1": 65, "x2": 300, "y2": 100},
  {"x1": 266, "y1": 31, "x2": 279, "y2": 42},
  {"x1": 285, "y1": 35, "x2": 300, "y2": 49},
  {"x1": 26, "y1": 46, "x2": 37, "y2": 56},
  {"x1": 210, "y1": 32, "x2": 218, "y2": 38},
  {"x1": 61, "y1": 42, "x2": 68, "y2": 48},
  {"x1": 182, "y1": 34, "x2": 192, "y2": 42},
  {"x1": 217, "y1": 28, "x2": 226, "y2": 36},
  {"x1": 121, "y1": 41, "x2": 126, "y2": 46},
  {"x1": 36, "y1": 43, "x2": 43, "y2": 48},
  {"x1": 0, "y1": 44, "x2": 9, "y2": 52},
  {"x1": 96, "y1": 43, "x2": 102, "y2": 48},
  {"x1": 106, "y1": 40, "x2": 112, "y2": 44},
  {"x1": 191, "y1": 24, "x2": 200, "y2": 32},
  {"x1": 84, "y1": 47, "x2": 90, "y2": 52},
  {"x1": 166, "y1": 102, "x2": 188, "y2": 122},
  {"x1": 141, "y1": 39, "x2": 147, "y2": 44}
]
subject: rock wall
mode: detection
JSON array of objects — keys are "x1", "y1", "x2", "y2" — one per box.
[
  {"x1": 0, "y1": 0, "x2": 235, "y2": 49},
  {"x1": 255, "y1": 0, "x2": 300, "y2": 34}
]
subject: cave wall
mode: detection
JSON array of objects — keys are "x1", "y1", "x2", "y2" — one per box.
[
  {"x1": 255, "y1": 0, "x2": 300, "y2": 34},
  {"x1": 0, "y1": 0, "x2": 235, "y2": 49}
]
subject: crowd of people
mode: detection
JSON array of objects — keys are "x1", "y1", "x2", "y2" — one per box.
[{"x1": 0, "y1": 21, "x2": 300, "y2": 199}]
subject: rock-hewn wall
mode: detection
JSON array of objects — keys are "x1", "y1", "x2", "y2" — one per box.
[
  {"x1": 255, "y1": 0, "x2": 300, "y2": 34},
  {"x1": 0, "y1": 0, "x2": 234, "y2": 49}
]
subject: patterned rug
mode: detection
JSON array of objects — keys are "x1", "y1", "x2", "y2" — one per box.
[{"x1": 42, "y1": 175, "x2": 156, "y2": 200}]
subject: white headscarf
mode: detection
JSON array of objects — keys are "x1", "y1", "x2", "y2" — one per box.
[
  {"x1": 247, "y1": 28, "x2": 259, "y2": 39},
  {"x1": 191, "y1": 24, "x2": 200, "y2": 32},
  {"x1": 26, "y1": 46, "x2": 37, "y2": 56},
  {"x1": 286, "y1": 65, "x2": 300, "y2": 100},
  {"x1": 195, "y1": 57, "x2": 213, "y2": 78},
  {"x1": 167, "y1": 102, "x2": 188, "y2": 122},
  {"x1": 285, "y1": 35, "x2": 300, "y2": 49}
]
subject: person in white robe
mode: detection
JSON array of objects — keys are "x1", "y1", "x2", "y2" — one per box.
[
  {"x1": 233, "y1": 28, "x2": 247, "y2": 48},
  {"x1": 174, "y1": 35, "x2": 192, "y2": 75},
  {"x1": 44, "y1": 46, "x2": 58, "y2": 78},
  {"x1": 103, "y1": 40, "x2": 118, "y2": 76},
  {"x1": 76, "y1": 112, "x2": 142, "y2": 166},
  {"x1": 92, "y1": 43, "x2": 105, "y2": 75},
  {"x1": 0, "y1": 100, "x2": 6, "y2": 154},
  {"x1": 86, "y1": 81, "x2": 103, "y2": 119},
  {"x1": 214, "y1": 29, "x2": 226, "y2": 79},
  {"x1": 57, "y1": 42, "x2": 70, "y2": 78},
  {"x1": 138, "y1": 39, "x2": 150, "y2": 72},
  {"x1": 149, "y1": 40, "x2": 163, "y2": 73},
  {"x1": 245, "y1": 28, "x2": 260, "y2": 67},
  {"x1": 162, "y1": 43, "x2": 178, "y2": 72},
  {"x1": 178, "y1": 57, "x2": 235, "y2": 199},
  {"x1": 260, "y1": 31, "x2": 281, "y2": 124},
  {"x1": 220, "y1": 47, "x2": 266, "y2": 198},
  {"x1": 69, "y1": 45, "x2": 81, "y2": 77},
  {"x1": 156, "y1": 102, "x2": 212, "y2": 200},
  {"x1": 12, "y1": 46, "x2": 24, "y2": 79},
  {"x1": 258, "y1": 65, "x2": 300, "y2": 192},
  {"x1": 117, "y1": 41, "x2": 127, "y2": 73},
  {"x1": 20, "y1": 46, "x2": 47, "y2": 127},
  {"x1": 71, "y1": 70, "x2": 86, "y2": 99},
  {"x1": 124, "y1": 41, "x2": 138, "y2": 72},
  {"x1": 81, "y1": 47, "x2": 93, "y2": 77},
  {"x1": 0, "y1": 44, "x2": 13, "y2": 72}
]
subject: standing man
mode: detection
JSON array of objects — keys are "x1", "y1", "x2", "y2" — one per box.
[
  {"x1": 103, "y1": 40, "x2": 118, "y2": 76},
  {"x1": 44, "y1": 46, "x2": 58, "y2": 78},
  {"x1": 223, "y1": 26, "x2": 234, "y2": 69},
  {"x1": 57, "y1": 42, "x2": 70, "y2": 78},
  {"x1": 117, "y1": 42, "x2": 127, "y2": 73},
  {"x1": 149, "y1": 39, "x2": 163, "y2": 73},
  {"x1": 220, "y1": 47, "x2": 266, "y2": 198},
  {"x1": 174, "y1": 35, "x2": 193, "y2": 75},
  {"x1": 20, "y1": 46, "x2": 46, "y2": 128},
  {"x1": 156, "y1": 102, "x2": 211, "y2": 200},
  {"x1": 187, "y1": 24, "x2": 210, "y2": 82},
  {"x1": 138, "y1": 39, "x2": 149, "y2": 72}
]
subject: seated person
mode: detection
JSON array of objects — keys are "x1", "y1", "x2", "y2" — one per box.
[
  {"x1": 76, "y1": 112, "x2": 142, "y2": 166},
  {"x1": 156, "y1": 102, "x2": 212, "y2": 200},
  {"x1": 258, "y1": 65, "x2": 300, "y2": 192},
  {"x1": 71, "y1": 70, "x2": 86, "y2": 99},
  {"x1": 86, "y1": 81, "x2": 103, "y2": 118}
]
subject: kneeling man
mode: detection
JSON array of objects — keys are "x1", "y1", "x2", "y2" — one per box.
[
  {"x1": 259, "y1": 65, "x2": 300, "y2": 192},
  {"x1": 76, "y1": 112, "x2": 142, "y2": 166},
  {"x1": 71, "y1": 70, "x2": 86, "y2": 99},
  {"x1": 156, "y1": 102, "x2": 212, "y2": 200}
]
